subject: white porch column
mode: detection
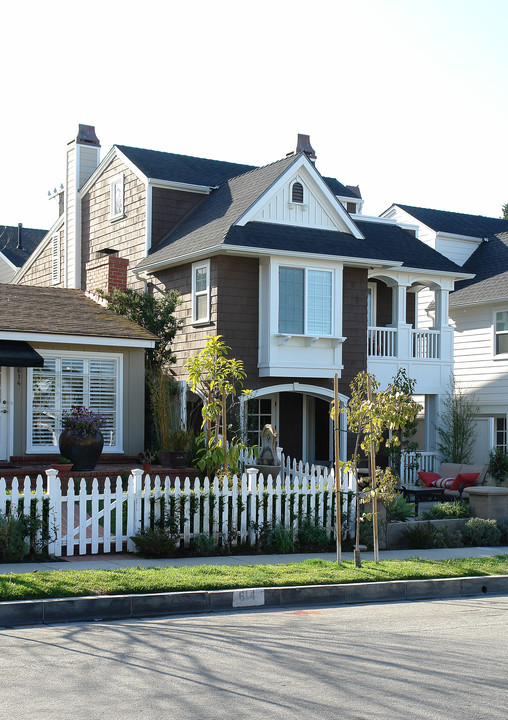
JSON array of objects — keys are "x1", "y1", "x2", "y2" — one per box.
[
  {"x1": 390, "y1": 283, "x2": 411, "y2": 360},
  {"x1": 434, "y1": 289, "x2": 453, "y2": 361}
]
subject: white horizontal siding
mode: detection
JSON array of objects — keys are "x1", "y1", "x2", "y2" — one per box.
[
  {"x1": 78, "y1": 146, "x2": 100, "y2": 189},
  {"x1": 452, "y1": 303, "x2": 508, "y2": 414}
]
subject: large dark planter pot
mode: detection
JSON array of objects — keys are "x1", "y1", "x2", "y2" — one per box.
[
  {"x1": 59, "y1": 430, "x2": 104, "y2": 471},
  {"x1": 169, "y1": 451, "x2": 188, "y2": 469}
]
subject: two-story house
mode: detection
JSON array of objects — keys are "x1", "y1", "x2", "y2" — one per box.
[
  {"x1": 382, "y1": 204, "x2": 508, "y2": 465},
  {"x1": 12, "y1": 126, "x2": 467, "y2": 464}
]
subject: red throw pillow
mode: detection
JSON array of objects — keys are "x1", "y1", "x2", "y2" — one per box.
[
  {"x1": 418, "y1": 471, "x2": 440, "y2": 487},
  {"x1": 449, "y1": 472, "x2": 479, "y2": 491}
]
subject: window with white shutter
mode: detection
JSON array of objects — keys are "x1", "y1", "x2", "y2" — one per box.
[{"x1": 27, "y1": 352, "x2": 122, "y2": 452}]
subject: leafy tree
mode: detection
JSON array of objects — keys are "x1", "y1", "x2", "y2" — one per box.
[
  {"x1": 502, "y1": 203, "x2": 508, "y2": 220},
  {"x1": 98, "y1": 287, "x2": 182, "y2": 374},
  {"x1": 333, "y1": 370, "x2": 422, "y2": 565},
  {"x1": 436, "y1": 377, "x2": 479, "y2": 464}
]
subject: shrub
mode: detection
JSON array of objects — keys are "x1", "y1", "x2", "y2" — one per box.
[
  {"x1": 420, "y1": 500, "x2": 471, "y2": 520},
  {"x1": 386, "y1": 494, "x2": 415, "y2": 522},
  {"x1": 297, "y1": 517, "x2": 331, "y2": 552},
  {"x1": 498, "y1": 519, "x2": 508, "y2": 544},
  {"x1": 190, "y1": 533, "x2": 217, "y2": 556},
  {"x1": 401, "y1": 522, "x2": 435, "y2": 549},
  {"x1": 488, "y1": 447, "x2": 508, "y2": 485},
  {"x1": 264, "y1": 523, "x2": 295, "y2": 553},
  {"x1": 0, "y1": 514, "x2": 30, "y2": 562},
  {"x1": 462, "y1": 518, "x2": 501, "y2": 546},
  {"x1": 131, "y1": 512, "x2": 180, "y2": 558}
]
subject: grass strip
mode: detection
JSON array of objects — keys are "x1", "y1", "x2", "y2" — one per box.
[{"x1": 0, "y1": 556, "x2": 507, "y2": 602}]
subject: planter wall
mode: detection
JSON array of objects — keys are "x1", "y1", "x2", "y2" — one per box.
[{"x1": 385, "y1": 518, "x2": 469, "y2": 550}]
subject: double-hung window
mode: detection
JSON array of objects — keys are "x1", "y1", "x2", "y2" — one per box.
[
  {"x1": 192, "y1": 260, "x2": 210, "y2": 324},
  {"x1": 495, "y1": 311, "x2": 508, "y2": 355},
  {"x1": 27, "y1": 352, "x2": 122, "y2": 453},
  {"x1": 278, "y1": 266, "x2": 332, "y2": 335}
]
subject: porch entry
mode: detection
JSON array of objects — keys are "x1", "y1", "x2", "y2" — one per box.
[
  {"x1": 244, "y1": 384, "x2": 347, "y2": 466},
  {"x1": 0, "y1": 368, "x2": 9, "y2": 460}
]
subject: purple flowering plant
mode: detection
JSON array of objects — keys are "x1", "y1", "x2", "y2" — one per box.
[{"x1": 62, "y1": 406, "x2": 106, "y2": 439}]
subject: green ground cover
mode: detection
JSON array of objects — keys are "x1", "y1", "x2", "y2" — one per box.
[{"x1": 0, "y1": 555, "x2": 507, "y2": 602}]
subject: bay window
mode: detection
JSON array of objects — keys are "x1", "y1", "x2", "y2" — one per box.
[
  {"x1": 27, "y1": 352, "x2": 122, "y2": 453},
  {"x1": 278, "y1": 266, "x2": 332, "y2": 335}
]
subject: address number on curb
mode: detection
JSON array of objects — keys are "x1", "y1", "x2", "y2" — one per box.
[{"x1": 232, "y1": 589, "x2": 265, "y2": 607}]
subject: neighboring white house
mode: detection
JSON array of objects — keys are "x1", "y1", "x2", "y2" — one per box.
[{"x1": 382, "y1": 203, "x2": 508, "y2": 465}]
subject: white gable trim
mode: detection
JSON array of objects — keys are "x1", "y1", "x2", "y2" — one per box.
[
  {"x1": 235, "y1": 154, "x2": 364, "y2": 239},
  {"x1": 0, "y1": 252, "x2": 18, "y2": 272},
  {"x1": 0, "y1": 330, "x2": 155, "y2": 348},
  {"x1": 12, "y1": 215, "x2": 64, "y2": 284}
]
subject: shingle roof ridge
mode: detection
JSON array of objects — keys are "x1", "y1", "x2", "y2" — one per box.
[
  {"x1": 115, "y1": 144, "x2": 257, "y2": 172},
  {"x1": 1, "y1": 223, "x2": 48, "y2": 234},
  {"x1": 397, "y1": 203, "x2": 508, "y2": 226}
]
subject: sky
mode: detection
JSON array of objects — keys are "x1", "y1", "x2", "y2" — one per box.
[{"x1": 2, "y1": 0, "x2": 508, "y2": 231}]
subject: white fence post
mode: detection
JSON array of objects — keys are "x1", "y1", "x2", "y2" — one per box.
[{"x1": 45, "y1": 468, "x2": 62, "y2": 556}]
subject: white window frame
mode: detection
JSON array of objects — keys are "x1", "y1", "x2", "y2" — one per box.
[
  {"x1": 192, "y1": 259, "x2": 210, "y2": 325},
  {"x1": 51, "y1": 233, "x2": 60, "y2": 285},
  {"x1": 110, "y1": 173, "x2": 124, "y2": 220},
  {"x1": 495, "y1": 416, "x2": 507, "y2": 451},
  {"x1": 278, "y1": 264, "x2": 334, "y2": 336},
  {"x1": 494, "y1": 310, "x2": 508, "y2": 357},
  {"x1": 26, "y1": 350, "x2": 123, "y2": 453}
]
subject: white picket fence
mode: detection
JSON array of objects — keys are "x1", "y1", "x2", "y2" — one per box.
[
  {"x1": 399, "y1": 451, "x2": 438, "y2": 486},
  {"x1": 0, "y1": 465, "x2": 357, "y2": 557}
]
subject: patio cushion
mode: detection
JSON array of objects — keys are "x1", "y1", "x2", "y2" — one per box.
[
  {"x1": 431, "y1": 477, "x2": 454, "y2": 488},
  {"x1": 418, "y1": 471, "x2": 440, "y2": 487},
  {"x1": 449, "y1": 472, "x2": 479, "y2": 491}
]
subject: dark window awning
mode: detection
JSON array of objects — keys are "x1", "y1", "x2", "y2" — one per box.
[{"x1": 0, "y1": 341, "x2": 44, "y2": 368}]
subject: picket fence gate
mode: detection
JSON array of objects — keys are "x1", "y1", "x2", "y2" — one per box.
[{"x1": 0, "y1": 465, "x2": 357, "y2": 558}]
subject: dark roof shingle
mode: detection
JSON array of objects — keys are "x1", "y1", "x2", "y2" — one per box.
[
  {"x1": 0, "y1": 225, "x2": 47, "y2": 267},
  {"x1": 395, "y1": 204, "x2": 508, "y2": 238},
  {"x1": 450, "y1": 232, "x2": 508, "y2": 306}
]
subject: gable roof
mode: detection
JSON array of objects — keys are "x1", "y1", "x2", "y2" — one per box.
[
  {"x1": 450, "y1": 232, "x2": 508, "y2": 307},
  {"x1": 0, "y1": 225, "x2": 47, "y2": 268},
  {"x1": 136, "y1": 153, "x2": 303, "y2": 271},
  {"x1": 0, "y1": 284, "x2": 156, "y2": 343},
  {"x1": 393, "y1": 205, "x2": 508, "y2": 238}
]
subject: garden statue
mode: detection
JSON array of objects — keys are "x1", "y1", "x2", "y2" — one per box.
[{"x1": 258, "y1": 424, "x2": 280, "y2": 466}]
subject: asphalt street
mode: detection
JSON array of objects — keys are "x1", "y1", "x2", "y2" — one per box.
[{"x1": 0, "y1": 595, "x2": 506, "y2": 720}]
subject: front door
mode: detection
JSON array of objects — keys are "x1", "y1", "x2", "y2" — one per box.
[{"x1": 0, "y1": 367, "x2": 9, "y2": 460}]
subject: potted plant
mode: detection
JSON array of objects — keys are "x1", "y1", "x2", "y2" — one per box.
[
  {"x1": 59, "y1": 406, "x2": 105, "y2": 471},
  {"x1": 139, "y1": 449, "x2": 155, "y2": 473},
  {"x1": 51, "y1": 456, "x2": 73, "y2": 473},
  {"x1": 160, "y1": 429, "x2": 191, "y2": 469}
]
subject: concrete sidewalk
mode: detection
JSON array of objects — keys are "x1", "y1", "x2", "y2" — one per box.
[
  {"x1": 0, "y1": 545, "x2": 507, "y2": 575},
  {"x1": 1, "y1": 547, "x2": 506, "y2": 628}
]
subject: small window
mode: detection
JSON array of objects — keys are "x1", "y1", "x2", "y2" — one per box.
[
  {"x1": 51, "y1": 233, "x2": 60, "y2": 285},
  {"x1": 110, "y1": 174, "x2": 124, "y2": 219},
  {"x1": 278, "y1": 266, "x2": 332, "y2": 335},
  {"x1": 291, "y1": 181, "x2": 304, "y2": 204},
  {"x1": 495, "y1": 311, "x2": 508, "y2": 354},
  {"x1": 192, "y1": 260, "x2": 210, "y2": 324},
  {"x1": 495, "y1": 417, "x2": 507, "y2": 451}
]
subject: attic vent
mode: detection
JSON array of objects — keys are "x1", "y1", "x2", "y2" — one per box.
[{"x1": 292, "y1": 182, "x2": 304, "y2": 204}]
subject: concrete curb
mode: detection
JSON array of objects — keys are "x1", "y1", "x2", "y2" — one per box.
[{"x1": 1, "y1": 574, "x2": 508, "y2": 627}]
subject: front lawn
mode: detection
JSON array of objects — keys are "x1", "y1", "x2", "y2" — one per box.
[{"x1": 0, "y1": 556, "x2": 507, "y2": 602}]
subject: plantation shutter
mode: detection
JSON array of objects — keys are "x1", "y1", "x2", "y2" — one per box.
[{"x1": 28, "y1": 353, "x2": 120, "y2": 452}]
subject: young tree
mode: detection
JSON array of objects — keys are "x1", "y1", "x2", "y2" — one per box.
[
  {"x1": 502, "y1": 203, "x2": 508, "y2": 220},
  {"x1": 333, "y1": 370, "x2": 422, "y2": 565},
  {"x1": 186, "y1": 336, "x2": 249, "y2": 474},
  {"x1": 437, "y1": 377, "x2": 479, "y2": 463}
]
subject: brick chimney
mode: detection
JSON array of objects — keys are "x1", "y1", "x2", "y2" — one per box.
[{"x1": 85, "y1": 253, "x2": 129, "y2": 294}]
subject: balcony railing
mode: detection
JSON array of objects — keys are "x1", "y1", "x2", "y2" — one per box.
[
  {"x1": 368, "y1": 327, "x2": 440, "y2": 359},
  {"x1": 367, "y1": 327, "x2": 397, "y2": 357},
  {"x1": 412, "y1": 329, "x2": 439, "y2": 359}
]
